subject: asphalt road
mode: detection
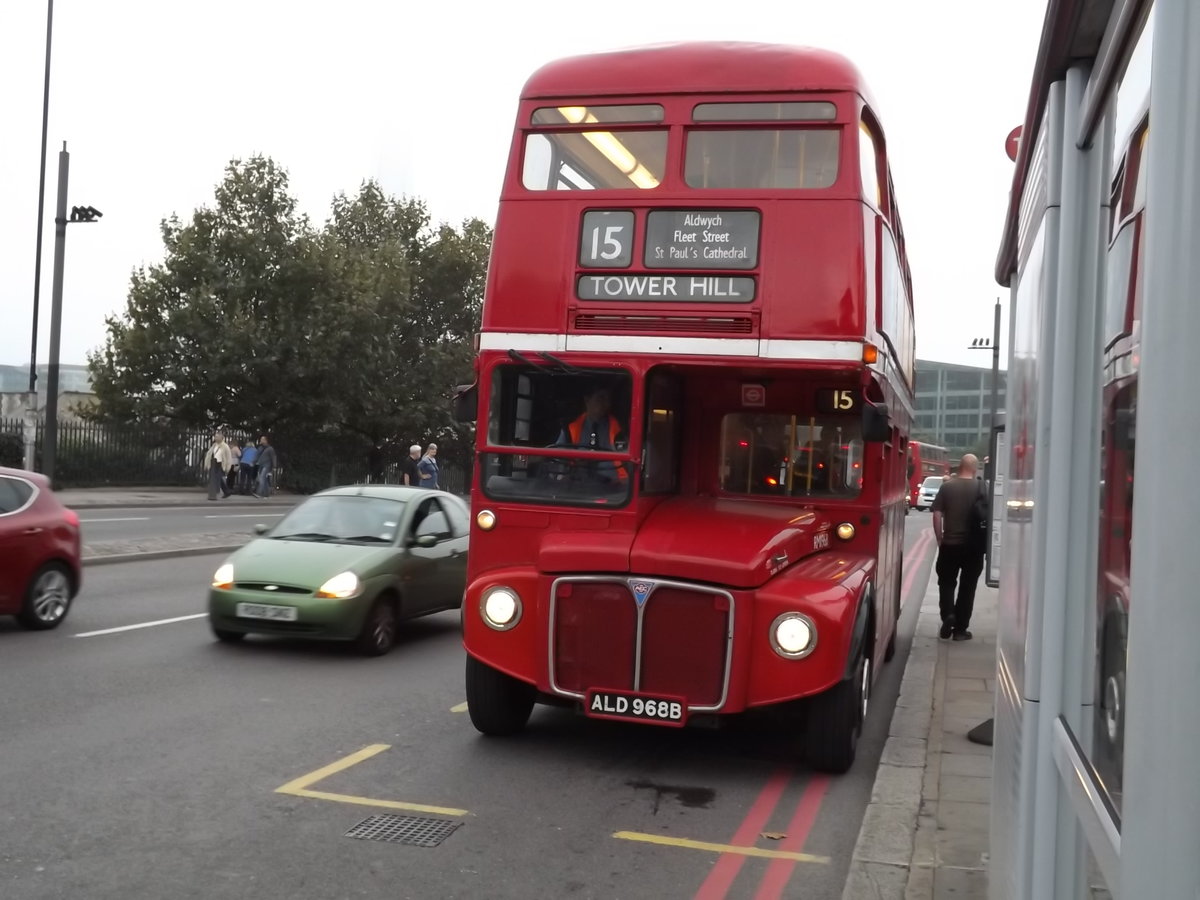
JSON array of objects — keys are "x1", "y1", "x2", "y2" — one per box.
[
  {"x1": 78, "y1": 504, "x2": 295, "y2": 544},
  {"x1": 0, "y1": 517, "x2": 936, "y2": 900}
]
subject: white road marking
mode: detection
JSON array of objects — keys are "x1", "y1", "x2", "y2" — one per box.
[
  {"x1": 74, "y1": 613, "x2": 207, "y2": 638},
  {"x1": 205, "y1": 513, "x2": 285, "y2": 519},
  {"x1": 79, "y1": 516, "x2": 151, "y2": 523}
]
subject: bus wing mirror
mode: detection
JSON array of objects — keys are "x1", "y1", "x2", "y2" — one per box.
[
  {"x1": 862, "y1": 401, "x2": 890, "y2": 442},
  {"x1": 453, "y1": 383, "x2": 478, "y2": 423}
]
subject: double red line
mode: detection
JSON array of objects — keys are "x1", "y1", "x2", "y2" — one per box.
[{"x1": 694, "y1": 526, "x2": 935, "y2": 900}]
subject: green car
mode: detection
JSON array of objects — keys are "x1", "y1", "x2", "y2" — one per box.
[{"x1": 207, "y1": 485, "x2": 469, "y2": 655}]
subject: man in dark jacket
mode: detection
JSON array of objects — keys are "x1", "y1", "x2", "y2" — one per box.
[
  {"x1": 931, "y1": 453, "x2": 988, "y2": 641},
  {"x1": 255, "y1": 435, "x2": 277, "y2": 498}
]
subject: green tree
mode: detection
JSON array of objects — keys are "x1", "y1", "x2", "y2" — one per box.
[{"x1": 88, "y1": 158, "x2": 490, "y2": 472}]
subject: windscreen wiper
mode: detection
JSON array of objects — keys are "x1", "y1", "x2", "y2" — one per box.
[
  {"x1": 508, "y1": 349, "x2": 538, "y2": 368},
  {"x1": 539, "y1": 351, "x2": 583, "y2": 375},
  {"x1": 276, "y1": 532, "x2": 336, "y2": 542}
]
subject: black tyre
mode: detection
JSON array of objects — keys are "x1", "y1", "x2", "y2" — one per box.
[
  {"x1": 17, "y1": 563, "x2": 73, "y2": 630},
  {"x1": 1099, "y1": 616, "x2": 1126, "y2": 771},
  {"x1": 466, "y1": 654, "x2": 536, "y2": 736},
  {"x1": 211, "y1": 623, "x2": 245, "y2": 643},
  {"x1": 355, "y1": 596, "x2": 398, "y2": 657},
  {"x1": 803, "y1": 651, "x2": 870, "y2": 774}
]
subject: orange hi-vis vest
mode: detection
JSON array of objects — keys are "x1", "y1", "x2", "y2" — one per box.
[{"x1": 566, "y1": 414, "x2": 627, "y2": 480}]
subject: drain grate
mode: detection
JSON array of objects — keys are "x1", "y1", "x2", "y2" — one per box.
[{"x1": 344, "y1": 814, "x2": 461, "y2": 848}]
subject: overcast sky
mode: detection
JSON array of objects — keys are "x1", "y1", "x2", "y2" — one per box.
[{"x1": 0, "y1": 0, "x2": 1047, "y2": 372}]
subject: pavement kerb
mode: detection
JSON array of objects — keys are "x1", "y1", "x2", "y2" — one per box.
[
  {"x1": 83, "y1": 544, "x2": 246, "y2": 567},
  {"x1": 840, "y1": 565, "x2": 941, "y2": 900},
  {"x1": 66, "y1": 498, "x2": 298, "y2": 510}
]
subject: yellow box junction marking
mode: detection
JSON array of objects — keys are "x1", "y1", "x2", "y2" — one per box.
[
  {"x1": 276, "y1": 743, "x2": 469, "y2": 817},
  {"x1": 612, "y1": 831, "x2": 830, "y2": 864},
  {"x1": 450, "y1": 702, "x2": 469, "y2": 713}
]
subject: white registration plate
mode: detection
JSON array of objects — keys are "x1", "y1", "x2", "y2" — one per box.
[{"x1": 236, "y1": 602, "x2": 298, "y2": 622}]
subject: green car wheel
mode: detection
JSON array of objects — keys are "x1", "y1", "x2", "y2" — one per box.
[{"x1": 356, "y1": 596, "x2": 398, "y2": 656}]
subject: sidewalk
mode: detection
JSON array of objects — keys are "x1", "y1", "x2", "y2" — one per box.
[
  {"x1": 56, "y1": 486, "x2": 297, "y2": 509},
  {"x1": 842, "y1": 565, "x2": 996, "y2": 899},
  {"x1": 56, "y1": 486, "x2": 294, "y2": 564},
  {"x1": 83, "y1": 531, "x2": 256, "y2": 566}
]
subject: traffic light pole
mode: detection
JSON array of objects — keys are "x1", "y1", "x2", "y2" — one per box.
[
  {"x1": 42, "y1": 143, "x2": 69, "y2": 485},
  {"x1": 990, "y1": 298, "x2": 1001, "y2": 437}
]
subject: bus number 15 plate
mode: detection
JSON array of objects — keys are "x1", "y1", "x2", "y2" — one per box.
[{"x1": 585, "y1": 689, "x2": 687, "y2": 727}]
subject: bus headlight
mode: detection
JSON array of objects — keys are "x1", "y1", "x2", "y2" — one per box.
[
  {"x1": 836, "y1": 522, "x2": 856, "y2": 541},
  {"x1": 770, "y1": 612, "x2": 817, "y2": 659},
  {"x1": 481, "y1": 586, "x2": 521, "y2": 630}
]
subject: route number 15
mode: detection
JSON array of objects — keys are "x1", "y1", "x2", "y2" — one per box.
[
  {"x1": 817, "y1": 388, "x2": 858, "y2": 413},
  {"x1": 580, "y1": 210, "x2": 634, "y2": 268}
]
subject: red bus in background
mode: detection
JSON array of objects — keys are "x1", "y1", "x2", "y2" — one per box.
[
  {"x1": 907, "y1": 441, "x2": 950, "y2": 507},
  {"x1": 1092, "y1": 105, "x2": 1148, "y2": 807},
  {"x1": 457, "y1": 43, "x2": 916, "y2": 773}
]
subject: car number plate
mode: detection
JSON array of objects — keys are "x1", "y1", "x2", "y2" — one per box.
[
  {"x1": 236, "y1": 602, "x2": 298, "y2": 622},
  {"x1": 584, "y1": 689, "x2": 687, "y2": 727}
]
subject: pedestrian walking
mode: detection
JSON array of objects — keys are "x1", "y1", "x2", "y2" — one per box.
[
  {"x1": 932, "y1": 453, "x2": 989, "y2": 640},
  {"x1": 402, "y1": 445, "x2": 421, "y2": 486},
  {"x1": 227, "y1": 439, "x2": 243, "y2": 494},
  {"x1": 417, "y1": 443, "x2": 440, "y2": 490},
  {"x1": 203, "y1": 431, "x2": 234, "y2": 501},
  {"x1": 255, "y1": 435, "x2": 277, "y2": 498},
  {"x1": 238, "y1": 438, "x2": 259, "y2": 494}
]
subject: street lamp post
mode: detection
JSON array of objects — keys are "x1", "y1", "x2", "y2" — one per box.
[
  {"x1": 965, "y1": 297, "x2": 1004, "y2": 747},
  {"x1": 27, "y1": 0, "x2": 55, "y2": 398},
  {"x1": 969, "y1": 297, "x2": 1003, "y2": 481},
  {"x1": 41, "y1": 141, "x2": 102, "y2": 485}
]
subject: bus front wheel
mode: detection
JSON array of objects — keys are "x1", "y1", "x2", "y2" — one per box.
[
  {"x1": 803, "y1": 652, "x2": 869, "y2": 774},
  {"x1": 466, "y1": 654, "x2": 536, "y2": 736}
]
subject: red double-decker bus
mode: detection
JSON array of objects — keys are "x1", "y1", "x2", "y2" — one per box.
[
  {"x1": 457, "y1": 42, "x2": 915, "y2": 773},
  {"x1": 907, "y1": 440, "x2": 950, "y2": 507}
]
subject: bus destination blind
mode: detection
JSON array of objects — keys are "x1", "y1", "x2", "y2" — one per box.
[{"x1": 644, "y1": 210, "x2": 760, "y2": 269}]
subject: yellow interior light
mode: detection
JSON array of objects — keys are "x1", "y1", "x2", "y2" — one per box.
[{"x1": 555, "y1": 106, "x2": 659, "y2": 188}]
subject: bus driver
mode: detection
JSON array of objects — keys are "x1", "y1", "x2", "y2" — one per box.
[{"x1": 555, "y1": 387, "x2": 628, "y2": 483}]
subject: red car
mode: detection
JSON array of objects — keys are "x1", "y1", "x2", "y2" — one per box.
[{"x1": 0, "y1": 467, "x2": 81, "y2": 629}]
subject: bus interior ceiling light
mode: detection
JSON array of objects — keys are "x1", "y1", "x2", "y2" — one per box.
[
  {"x1": 557, "y1": 106, "x2": 658, "y2": 188},
  {"x1": 482, "y1": 587, "x2": 521, "y2": 630},
  {"x1": 770, "y1": 612, "x2": 816, "y2": 659}
]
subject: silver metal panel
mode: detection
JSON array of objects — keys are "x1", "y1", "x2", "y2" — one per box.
[
  {"x1": 1052, "y1": 718, "x2": 1121, "y2": 895},
  {"x1": 1024, "y1": 82, "x2": 1066, "y2": 703},
  {"x1": 1078, "y1": 0, "x2": 1153, "y2": 148},
  {"x1": 1121, "y1": 1, "x2": 1200, "y2": 895}
]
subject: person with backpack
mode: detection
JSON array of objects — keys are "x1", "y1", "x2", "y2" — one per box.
[{"x1": 931, "y1": 453, "x2": 989, "y2": 641}]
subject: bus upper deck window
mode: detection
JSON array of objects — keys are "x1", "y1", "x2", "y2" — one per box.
[
  {"x1": 685, "y1": 129, "x2": 840, "y2": 190},
  {"x1": 531, "y1": 105, "x2": 664, "y2": 125},
  {"x1": 523, "y1": 130, "x2": 668, "y2": 191},
  {"x1": 692, "y1": 101, "x2": 837, "y2": 122}
]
